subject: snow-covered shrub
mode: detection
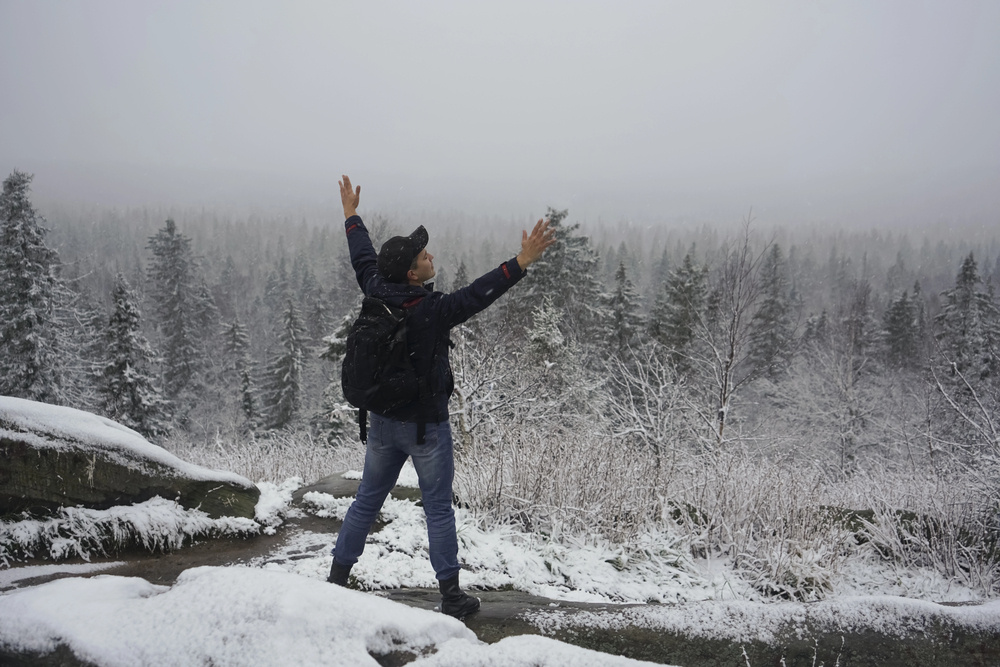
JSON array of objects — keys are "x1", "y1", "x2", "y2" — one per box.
[
  {"x1": 851, "y1": 470, "x2": 1000, "y2": 594},
  {"x1": 0, "y1": 497, "x2": 259, "y2": 566},
  {"x1": 161, "y1": 428, "x2": 363, "y2": 485}
]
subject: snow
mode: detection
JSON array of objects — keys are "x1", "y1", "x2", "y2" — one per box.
[
  {"x1": 287, "y1": 489, "x2": 985, "y2": 605},
  {"x1": 0, "y1": 395, "x2": 251, "y2": 486},
  {"x1": 0, "y1": 561, "x2": 124, "y2": 589},
  {"x1": 254, "y1": 476, "x2": 302, "y2": 534},
  {"x1": 1, "y1": 496, "x2": 259, "y2": 567},
  {"x1": 526, "y1": 596, "x2": 1000, "y2": 645},
  {"x1": 2, "y1": 423, "x2": 998, "y2": 665},
  {"x1": 0, "y1": 567, "x2": 662, "y2": 666},
  {"x1": 343, "y1": 460, "x2": 421, "y2": 488}
]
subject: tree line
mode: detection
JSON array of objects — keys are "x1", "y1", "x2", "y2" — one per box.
[{"x1": 2, "y1": 170, "x2": 999, "y2": 477}]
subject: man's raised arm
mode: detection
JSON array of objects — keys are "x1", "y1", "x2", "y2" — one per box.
[
  {"x1": 340, "y1": 175, "x2": 361, "y2": 219},
  {"x1": 339, "y1": 175, "x2": 381, "y2": 294}
]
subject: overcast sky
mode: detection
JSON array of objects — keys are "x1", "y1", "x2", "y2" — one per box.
[{"x1": 1, "y1": 1, "x2": 998, "y2": 226}]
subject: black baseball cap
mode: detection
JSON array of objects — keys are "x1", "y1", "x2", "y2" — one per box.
[{"x1": 377, "y1": 225, "x2": 429, "y2": 283}]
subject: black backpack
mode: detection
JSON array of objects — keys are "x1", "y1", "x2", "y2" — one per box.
[{"x1": 341, "y1": 296, "x2": 427, "y2": 442}]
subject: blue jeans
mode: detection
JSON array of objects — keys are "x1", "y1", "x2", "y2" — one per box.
[{"x1": 333, "y1": 414, "x2": 460, "y2": 580}]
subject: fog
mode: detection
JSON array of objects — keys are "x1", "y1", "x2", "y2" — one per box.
[{"x1": 2, "y1": 1, "x2": 998, "y2": 227}]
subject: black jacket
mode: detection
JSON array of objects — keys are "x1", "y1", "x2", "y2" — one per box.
[{"x1": 345, "y1": 215, "x2": 526, "y2": 422}]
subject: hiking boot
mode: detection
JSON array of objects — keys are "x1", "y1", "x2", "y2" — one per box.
[
  {"x1": 327, "y1": 559, "x2": 352, "y2": 587},
  {"x1": 438, "y1": 574, "x2": 480, "y2": 619}
]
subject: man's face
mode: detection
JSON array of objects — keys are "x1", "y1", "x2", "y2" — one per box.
[{"x1": 409, "y1": 249, "x2": 435, "y2": 284}]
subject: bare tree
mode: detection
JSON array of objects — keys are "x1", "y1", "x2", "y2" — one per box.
[
  {"x1": 605, "y1": 344, "x2": 694, "y2": 472},
  {"x1": 691, "y1": 214, "x2": 773, "y2": 442}
]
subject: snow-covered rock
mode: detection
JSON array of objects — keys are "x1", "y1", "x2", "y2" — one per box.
[{"x1": 0, "y1": 397, "x2": 258, "y2": 520}]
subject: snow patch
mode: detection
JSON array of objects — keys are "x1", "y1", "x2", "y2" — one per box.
[{"x1": 0, "y1": 396, "x2": 252, "y2": 486}]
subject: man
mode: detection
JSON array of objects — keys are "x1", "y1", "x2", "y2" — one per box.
[{"x1": 329, "y1": 175, "x2": 556, "y2": 619}]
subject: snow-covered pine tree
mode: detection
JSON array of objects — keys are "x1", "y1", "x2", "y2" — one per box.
[
  {"x1": 146, "y1": 219, "x2": 204, "y2": 401},
  {"x1": 453, "y1": 260, "x2": 470, "y2": 291},
  {"x1": 192, "y1": 278, "x2": 221, "y2": 343},
  {"x1": 935, "y1": 252, "x2": 1000, "y2": 383},
  {"x1": 297, "y1": 261, "x2": 329, "y2": 347},
  {"x1": 223, "y1": 318, "x2": 252, "y2": 373},
  {"x1": 56, "y1": 288, "x2": 107, "y2": 411},
  {"x1": 516, "y1": 208, "x2": 608, "y2": 345},
  {"x1": 648, "y1": 251, "x2": 707, "y2": 373},
  {"x1": 0, "y1": 171, "x2": 63, "y2": 402},
  {"x1": 748, "y1": 244, "x2": 794, "y2": 379},
  {"x1": 881, "y1": 288, "x2": 921, "y2": 370},
  {"x1": 838, "y1": 278, "x2": 878, "y2": 371},
  {"x1": 223, "y1": 317, "x2": 258, "y2": 428},
  {"x1": 216, "y1": 255, "x2": 238, "y2": 320},
  {"x1": 264, "y1": 255, "x2": 290, "y2": 317},
  {"x1": 528, "y1": 296, "x2": 566, "y2": 366},
  {"x1": 525, "y1": 294, "x2": 593, "y2": 409},
  {"x1": 608, "y1": 260, "x2": 645, "y2": 352},
  {"x1": 262, "y1": 300, "x2": 306, "y2": 429},
  {"x1": 931, "y1": 253, "x2": 1000, "y2": 455},
  {"x1": 314, "y1": 309, "x2": 355, "y2": 443},
  {"x1": 191, "y1": 277, "x2": 222, "y2": 392},
  {"x1": 97, "y1": 273, "x2": 170, "y2": 439},
  {"x1": 648, "y1": 247, "x2": 670, "y2": 308}
]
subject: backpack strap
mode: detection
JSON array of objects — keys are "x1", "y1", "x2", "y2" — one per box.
[
  {"x1": 404, "y1": 296, "x2": 430, "y2": 445},
  {"x1": 358, "y1": 408, "x2": 368, "y2": 444}
]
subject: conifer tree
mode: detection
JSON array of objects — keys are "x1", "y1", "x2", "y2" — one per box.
[
  {"x1": 839, "y1": 278, "x2": 878, "y2": 364},
  {"x1": 528, "y1": 296, "x2": 566, "y2": 366},
  {"x1": 748, "y1": 244, "x2": 794, "y2": 379},
  {"x1": 881, "y1": 288, "x2": 920, "y2": 370},
  {"x1": 526, "y1": 295, "x2": 588, "y2": 404},
  {"x1": 216, "y1": 255, "x2": 240, "y2": 320},
  {"x1": 298, "y1": 262, "x2": 329, "y2": 346},
  {"x1": 97, "y1": 273, "x2": 170, "y2": 438},
  {"x1": 648, "y1": 251, "x2": 707, "y2": 371},
  {"x1": 517, "y1": 208, "x2": 608, "y2": 343},
  {"x1": 453, "y1": 260, "x2": 470, "y2": 291},
  {"x1": 802, "y1": 310, "x2": 829, "y2": 348},
  {"x1": 69, "y1": 290, "x2": 112, "y2": 410},
  {"x1": 315, "y1": 310, "x2": 355, "y2": 443},
  {"x1": 223, "y1": 317, "x2": 258, "y2": 427},
  {"x1": 608, "y1": 260, "x2": 645, "y2": 351},
  {"x1": 193, "y1": 278, "x2": 221, "y2": 342},
  {"x1": 223, "y1": 318, "x2": 252, "y2": 371},
  {"x1": 262, "y1": 300, "x2": 306, "y2": 429},
  {"x1": 0, "y1": 171, "x2": 62, "y2": 402},
  {"x1": 649, "y1": 248, "x2": 670, "y2": 308},
  {"x1": 306, "y1": 299, "x2": 331, "y2": 348},
  {"x1": 238, "y1": 366, "x2": 259, "y2": 430},
  {"x1": 264, "y1": 255, "x2": 290, "y2": 317},
  {"x1": 935, "y1": 253, "x2": 1000, "y2": 382},
  {"x1": 147, "y1": 219, "x2": 204, "y2": 401}
]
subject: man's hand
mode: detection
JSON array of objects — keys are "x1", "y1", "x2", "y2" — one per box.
[
  {"x1": 340, "y1": 175, "x2": 361, "y2": 219},
  {"x1": 516, "y1": 218, "x2": 557, "y2": 269}
]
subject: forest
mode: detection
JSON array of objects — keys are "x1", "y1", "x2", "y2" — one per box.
[{"x1": 3, "y1": 169, "x2": 1000, "y2": 601}]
